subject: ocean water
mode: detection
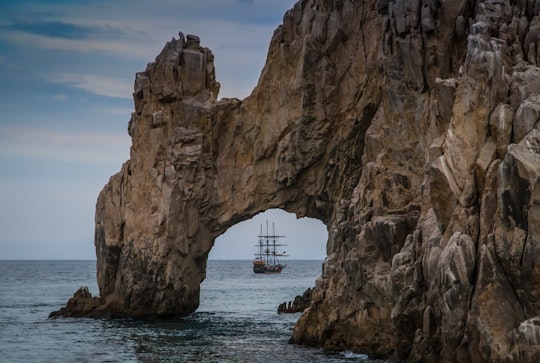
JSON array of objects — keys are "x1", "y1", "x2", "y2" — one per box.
[{"x1": 0, "y1": 260, "x2": 383, "y2": 362}]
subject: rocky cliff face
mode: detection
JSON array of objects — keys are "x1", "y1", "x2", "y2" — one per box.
[{"x1": 58, "y1": 0, "x2": 540, "y2": 361}]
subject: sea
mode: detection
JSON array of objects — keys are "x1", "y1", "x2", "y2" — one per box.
[{"x1": 0, "y1": 260, "x2": 384, "y2": 363}]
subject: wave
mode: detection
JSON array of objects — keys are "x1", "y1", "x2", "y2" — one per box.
[{"x1": 340, "y1": 350, "x2": 369, "y2": 360}]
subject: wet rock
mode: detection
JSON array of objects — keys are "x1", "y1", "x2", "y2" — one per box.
[
  {"x1": 49, "y1": 287, "x2": 105, "y2": 319},
  {"x1": 278, "y1": 288, "x2": 313, "y2": 314}
]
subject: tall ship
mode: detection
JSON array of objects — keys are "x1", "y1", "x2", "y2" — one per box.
[{"x1": 253, "y1": 221, "x2": 288, "y2": 274}]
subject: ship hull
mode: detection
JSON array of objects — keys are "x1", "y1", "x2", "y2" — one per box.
[{"x1": 252, "y1": 262, "x2": 286, "y2": 274}]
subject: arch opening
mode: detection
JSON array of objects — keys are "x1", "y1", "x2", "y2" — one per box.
[
  {"x1": 198, "y1": 208, "x2": 327, "y2": 317},
  {"x1": 209, "y1": 208, "x2": 327, "y2": 261}
]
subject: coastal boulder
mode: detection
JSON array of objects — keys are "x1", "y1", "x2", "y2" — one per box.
[{"x1": 49, "y1": 287, "x2": 104, "y2": 319}]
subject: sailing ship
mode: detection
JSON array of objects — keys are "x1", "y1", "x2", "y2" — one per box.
[{"x1": 253, "y1": 221, "x2": 288, "y2": 274}]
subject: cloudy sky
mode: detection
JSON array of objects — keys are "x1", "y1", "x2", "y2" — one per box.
[{"x1": 0, "y1": 0, "x2": 328, "y2": 260}]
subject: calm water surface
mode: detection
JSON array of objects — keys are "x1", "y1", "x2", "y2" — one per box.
[{"x1": 0, "y1": 260, "x2": 383, "y2": 362}]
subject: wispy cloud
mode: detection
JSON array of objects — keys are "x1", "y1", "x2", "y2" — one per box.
[
  {"x1": 0, "y1": 126, "x2": 130, "y2": 165},
  {"x1": 0, "y1": 0, "x2": 296, "y2": 99},
  {"x1": 4, "y1": 20, "x2": 94, "y2": 39},
  {"x1": 48, "y1": 73, "x2": 132, "y2": 99},
  {"x1": 0, "y1": 30, "x2": 154, "y2": 59}
]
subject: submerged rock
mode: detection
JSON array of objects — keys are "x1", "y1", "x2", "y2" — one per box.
[{"x1": 54, "y1": 1, "x2": 540, "y2": 361}]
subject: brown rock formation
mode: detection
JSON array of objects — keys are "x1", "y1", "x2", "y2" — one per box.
[
  {"x1": 53, "y1": 0, "x2": 540, "y2": 361},
  {"x1": 49, "y1": 287, "x2": 105, "y2": 319},
  {"x1": 278, "y1": 287, "x2": 313, "y2": 314}
]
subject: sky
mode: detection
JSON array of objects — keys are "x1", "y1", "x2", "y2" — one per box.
[{"x1": 0, "y1": 0, "x2": 328, "y2": 260}]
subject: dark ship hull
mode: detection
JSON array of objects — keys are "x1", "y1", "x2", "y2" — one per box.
[{"x1": 253, "y1": 260, "x2": 286, "y2": 274}]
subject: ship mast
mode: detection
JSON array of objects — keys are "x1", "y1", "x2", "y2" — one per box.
[
  {"x1": 272, "y1": 222, "x2": 277, "y2": 266},
  {"x1": 258, "y1": 223, "x2": 263, "y2": 261}
]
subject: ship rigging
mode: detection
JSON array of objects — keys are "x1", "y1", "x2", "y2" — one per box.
[{"x1": 253, "y1": 221, "x2": 288, "y2": 274}]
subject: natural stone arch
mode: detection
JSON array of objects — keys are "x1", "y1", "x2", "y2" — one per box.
[
  {"x1": 53, "y1": 1, "x2": 540, "y2": 361},
  {"x1": 92, "y1": 17, "x2": 380, "y2": 318}
]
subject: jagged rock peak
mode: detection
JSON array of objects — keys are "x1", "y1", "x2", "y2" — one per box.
[
  {"x1": 53, "y1": 1, "x2": 540, "y2": 362},
  {"x1": 132, "y1": 31, "x2": 219, "y2": 109}
]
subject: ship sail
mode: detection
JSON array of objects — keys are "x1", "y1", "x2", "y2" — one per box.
[{"x1": 253, "y1": 221, "x2": 288, "y2": 274}]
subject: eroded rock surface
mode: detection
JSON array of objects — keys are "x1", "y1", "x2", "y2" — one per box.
[
  {"x1": 278, "y1": 287, "x2": 313, "y2": 314},
  {"x1": 54, "y1": 0, "x2": 540, "y2": 362},
  {"x1": 49, "y1": 287, "x2": 105, "y2": 319}
]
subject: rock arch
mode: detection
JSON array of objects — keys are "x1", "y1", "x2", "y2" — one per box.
[
  {"x1": 93, "y1": 17, "x2": 380, "y2": 318},
  {"x1": 55, "y1": 1, "x2": 540, "y2": 361}
]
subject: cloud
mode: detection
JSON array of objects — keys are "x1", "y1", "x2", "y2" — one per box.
[
  {"x1": 0, "y1": 126, "x2": 130, "y2": 165},
  {"x1": 5, "y1": 20, "x2": 93, "y2": 39},
  {"x1": 48, "y1": 73, "x2": 132, "y2": 99},
  {"x1": 0, "y1": 19, "x2": 275, "y2": 99},
  {"x1": 0, "y1": 30, "x2": 154, "y2": 59},
  {"x1": 0, "y1": 0, "x2": 296, "y2": 99}
]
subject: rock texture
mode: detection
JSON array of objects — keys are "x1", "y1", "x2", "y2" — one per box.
[
  {"x1": 278, "y1": 287, "x2": 313, "y2": 314},
  {"x1": 53, "y1": 0, "x2": 540, "y2": 361},
  {"x1": 49, "y1": 287, "x2": 105, "y2": 319}
]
